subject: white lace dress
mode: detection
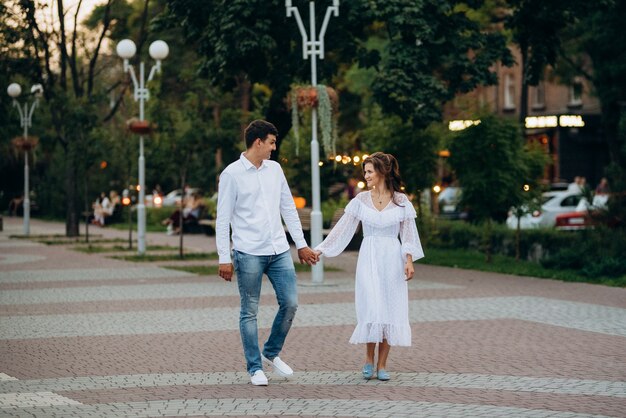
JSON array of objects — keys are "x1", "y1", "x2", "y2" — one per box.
[{"x1": 316, "y1": 191, "x2": 424, "y2": 346}]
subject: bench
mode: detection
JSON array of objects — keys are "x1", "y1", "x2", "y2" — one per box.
[
  {"x1": 322, "y1": 208, "x2": 362, "y2": 251},
  {"x1": 184, "y1": 204, "x2": 217, "y2": 235},
  {"x1": 322, "y1": 208, "x2": 345, "y2": 236},
  {"x1": 286, "y1": 207, "x2": 361, "y2": 250},
  {"x1": 285, "y1": 207, "x2": 311, "y2": 244},
  {"x1": 198, "y1": 218, "x2": 216, "y2": 235}
]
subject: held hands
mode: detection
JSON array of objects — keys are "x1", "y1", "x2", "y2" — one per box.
[
  {"x1": 298, "y1": 247, "x2": 320, "y2": 266},
  {"x1": 219, "y1": 248, "x2": 320, "y2": 281},
  {"x1": 219, "y1": 263, "x2": 234, "y2": 282}
]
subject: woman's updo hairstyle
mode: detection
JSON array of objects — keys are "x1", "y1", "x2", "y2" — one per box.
[{"x1": 362, "y1": 152, "x2": 406, "y2": 206}]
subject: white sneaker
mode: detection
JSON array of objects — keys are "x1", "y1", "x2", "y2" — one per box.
[
  {"x1": 262, "y1": 355, "x2": 294, "y2": 377},
  {"x1": 250, "y1": 370, "x2": 268, "y2": 386}
]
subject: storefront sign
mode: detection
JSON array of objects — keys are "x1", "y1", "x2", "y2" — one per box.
[
  {"x1": 525, "y1": 115, "x2": 585, "y2": 129},
  {"x1": 448, "y1": 120, "x2": 481, "y2": 131}
]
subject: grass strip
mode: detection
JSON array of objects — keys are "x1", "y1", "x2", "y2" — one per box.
[
  {"x1": 420, "y1": 247, "x2": 626, "y2": 287},
  {"x1": 111, "y1": 252, "x2": 219, "y2": 262},
  {"x1": 17, "y1": 237, "x2": 128, "y2": 246},
  {"x1": 73, "y1": 244, "x2": 178, "y2": 253}
]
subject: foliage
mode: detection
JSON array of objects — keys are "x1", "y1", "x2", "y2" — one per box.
[
  {"x1": 321, "y1": 197, "x2": 349, "y2": 228},
  {"x1": 289, "y1": 85, "x2": 338, "y2": 158},
  {"x1": 448, "y1": 114, "x2": 548, "y2": 223},
  {"x1": 505, "y1": 0, "x2": 601, "y2": 86},
  {"x1": 360, "y1": 0, "x2": 513, "y2": 127},
  {"x1": 541, "y1": 228, "x2": 626, "y2": 278},
  {"x1": 421, "y1": 247, "x2": 626, "y2": 287},
  {"x1": 360, "y1": 107, "x2": 438, "y2": 196},
  {"x1": 316, "y1": 84, "x2": 336, "y2": 158},
  {"x1": 429, "y1": 218, "x2": 585, "y2": 262},
  {"x1": 163, "y1": 0, "x2": 511, "y2": 150}
]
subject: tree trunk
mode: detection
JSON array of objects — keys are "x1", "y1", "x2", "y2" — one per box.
[
  {"x1": 515, "y1": 218, "x2": 521, "y2": 261},
  {"x1": 519, "y1": 46, "x2": 529, "y2": 127},
  {"x1": 236, "y1": 73, "x2": 251, "y2": 143},
  {"x1": 178, "y1": 167, "x2": 187, "y2": 259},
  {"x1": 213, "y1": 105, "x2": 223, "y2": 192},
  {"x1": 266, "y1": 86, "x2": 293, "y2": 160},
  {"x1": 483, "y1": 219, "x2": 493, "y2": 263},
  {"x1": 65, "y1": 143, "x2": 79, "y2": 237}
]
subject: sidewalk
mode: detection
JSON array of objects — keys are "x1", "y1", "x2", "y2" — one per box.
[{"x1": 1, "y1": 216, "x2": 625, "y2": 417}]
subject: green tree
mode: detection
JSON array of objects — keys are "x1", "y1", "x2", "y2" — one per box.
[
  {"x1": 506, "y1": 0, "x2": 593, "y2": 124},
  {"x1": 361, "y1": 0, "x2": 512, "y2": 128},
  {"x1": 547, "y1": 0, "x2": 626, "y2": 227},
  {"x1": 4, "y1": 0, "x2": 134, "y2": 235},
  {"x1": 448, "y1": 114, "x2": 547, "y2": 261},
  {"x1": 163, "y1": 0, "x2": 511, "y2": 144},
  {"x1": 360, "y1": 108, "x2": 438, "y2": 214}
]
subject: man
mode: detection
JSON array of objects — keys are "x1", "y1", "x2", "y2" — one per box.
[{"x1": 216, "y1": 119, "x2": 319, "y2": 386}]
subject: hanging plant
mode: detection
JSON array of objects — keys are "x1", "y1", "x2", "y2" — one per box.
[
  {"x1": 290, "y1": 89, "x2": 301, "y2": 156},
  {"x1": 11, "y1": 136, "x2": 39, "y2": 151},
  {"x1": 288, "y1": 84, "x2": 339, "y2": 158}
]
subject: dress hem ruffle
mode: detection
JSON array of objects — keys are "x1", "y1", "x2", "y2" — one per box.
[{"x1": 349, "y1": 322, "x2": 412, "y2": 347}]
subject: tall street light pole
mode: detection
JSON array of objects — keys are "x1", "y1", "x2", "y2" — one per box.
[
  {"x1": 116, "y1": 39, "x2": 169, "y2": 255},
  {"x1": 7, "y1": 83, "x2": 43, "y2": 236},
  {"x1": 286, "y1": 0, "x2": 339, "y2": 284}
]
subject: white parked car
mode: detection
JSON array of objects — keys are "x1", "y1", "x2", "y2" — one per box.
[
  {"x1": 437, "y1": 186, "x2": 468, "y2": 220},
  {"x1": 161, "y1": 188, "x2": 201, "y2": 207},
  {"x1": 506, "y1": 191, "x2": 583, "y2": 229}
]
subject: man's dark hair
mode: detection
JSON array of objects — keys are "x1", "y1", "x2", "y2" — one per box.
[{"x1": 244, "y1": 120, "x2": 278, "y2": 149}]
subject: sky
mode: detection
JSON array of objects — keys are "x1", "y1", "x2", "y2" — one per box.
[{"x1": 38, "y1": 0, "x2": 106, "y2": 30}]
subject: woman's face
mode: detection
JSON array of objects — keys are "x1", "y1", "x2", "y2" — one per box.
[{"x1": 363, "y1": 162, "x2": 383, "y2": 190}]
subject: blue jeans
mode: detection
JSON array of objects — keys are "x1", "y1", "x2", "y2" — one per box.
[{"x1": 233, "y1": 249, "x2": 299, "y2": 374}]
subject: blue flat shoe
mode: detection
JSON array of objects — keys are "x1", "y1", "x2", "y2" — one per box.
[
  {"x1": 377, "y1": 369, "x2": 390, "y2": 381},
  {"x1": 362, "y1": 363, "x2": 374, "y2": 380}
]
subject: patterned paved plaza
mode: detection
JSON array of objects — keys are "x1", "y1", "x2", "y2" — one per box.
[{"x1": 0, "y1": 217, "x2": 625, "y2": 417}]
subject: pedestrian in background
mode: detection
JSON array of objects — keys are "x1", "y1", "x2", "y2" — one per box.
[
  {"x1": 314, "y1": 152, "x2": 424, "y2": 381},
  {"x1": 216, "y1": 119, "x2": 319, "y2": 386}
]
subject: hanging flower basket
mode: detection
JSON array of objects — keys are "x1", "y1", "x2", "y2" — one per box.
[
  {"x1": 288, "y1": 85, "x2": 339, "y2": 111},
  {"x1": 127, "y1": 119, "x2": 155, "y2": 135},
  {"x1": 288, "y1": 84, "x2": 339, "y2": 158},
  {"x1": 12, "y1": 136, "x2": 39, "y2": 151}
]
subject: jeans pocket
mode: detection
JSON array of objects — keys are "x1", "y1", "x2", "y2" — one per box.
[{"x1": 232, "y1": 250, "x2": 239, "y2": 272}]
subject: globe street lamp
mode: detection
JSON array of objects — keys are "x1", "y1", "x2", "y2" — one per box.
[
  {"x1": 7, "y1": 82, "x2": 43, "y2": 236},
  {"x1": 286, "y1": 0, "x2": 339, "y2": 283},
  {"x1": 116, "y1": 39, "x2": 169, "y2": 255}
]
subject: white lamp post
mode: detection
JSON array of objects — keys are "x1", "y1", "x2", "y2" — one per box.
[
  {"x1": 8, "y1": 82, "x2": 43, "y2": 236},
  {"x1": 116, "y1": 39, "x2": 169, "y2": 255},
  {"x1": 286, "y1": 0, "x2": 339, "y2": 283}
]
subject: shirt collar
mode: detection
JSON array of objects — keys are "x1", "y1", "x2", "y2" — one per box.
[{"x1": 240, "y1": 152, "x2": 268, "y2": 171}]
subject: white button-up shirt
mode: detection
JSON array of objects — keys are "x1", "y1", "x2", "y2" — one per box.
[{"x1": 216, "y1": 153, "x2": 307, "y2": 264}]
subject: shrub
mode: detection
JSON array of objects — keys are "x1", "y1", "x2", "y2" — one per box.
[{"x1": 582, "y1": 257, "x2": 626, "y2": 278}]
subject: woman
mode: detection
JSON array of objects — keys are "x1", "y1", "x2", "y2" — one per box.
[
  {"x1": 162, "y1": 191, "x2": 203, "y2": 235},
  {"x1": 315, "y1": 152, "x2": 424, "y2": 381}
]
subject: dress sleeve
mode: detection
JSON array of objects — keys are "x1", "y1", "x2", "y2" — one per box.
[
  {"x1": 315, "y1": 210, "x2": 360, "y2": 258},
  {"x1": 398, "y1": 197, "x2": 424, "y2": 261}
]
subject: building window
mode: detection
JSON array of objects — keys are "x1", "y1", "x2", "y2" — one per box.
[
  {"x1": 504, "y1": 74, "x2": 516, "y2": 110},
  {"x1": 532, "y1": 82, "x2": 545, "y2": 109},
  {"x1": 568, "y1": 78, "x2": 583, "y2": 107}
]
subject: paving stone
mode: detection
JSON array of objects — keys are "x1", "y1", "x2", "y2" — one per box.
[{"x1": 0, "y1": 217, "x2": 625, "y2": 417}]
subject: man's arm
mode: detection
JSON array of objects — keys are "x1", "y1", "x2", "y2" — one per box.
[
  {"x1": 279, "y1": 172, "x2": 318, "y2": 265},
  {"x1": 279, "y1": 172, "x2": 307, "y2": 249},
  {"x1": 216, "y1": 172, "x2": 236, "y2": 279}
]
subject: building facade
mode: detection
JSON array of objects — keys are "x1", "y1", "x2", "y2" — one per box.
[{"x1": 444, "y1": 47, "x2": 609, "y2": 188}]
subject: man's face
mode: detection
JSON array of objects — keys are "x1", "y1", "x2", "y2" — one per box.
[{"x1": 258, "y1": 134, "x2": 277, "y2": 160}]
